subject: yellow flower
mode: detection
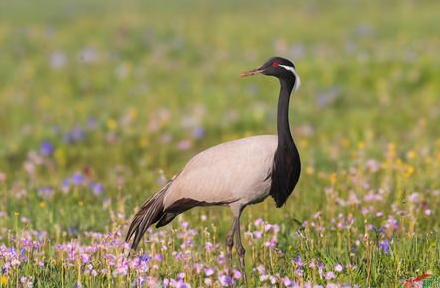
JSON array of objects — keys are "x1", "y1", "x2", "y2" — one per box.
[
  {"x1": 341, "y1": 138, "x2": 350, "y2": 147},
  {"x1": 357, "y1": 141, "x2": 365, "y2": 149},
  {"x1": 129, "y1": 107, "x2": 138, "y2": 120},
  {"x1": 139, "y1": 137, "x2": 149, "y2": 148},
  {"x1": 9, "y1": 144, "x2": 17, "y2": 153},
  {"x1": 305, "y1": 166, "x2": 315, "y2": 175},
  {"x1": 1, "y1": 275, "x2": 7, "y2": 285},
  {"x1": 387, "y1": 142, "x2": 396, "y2": 158},
  {"x1": 329, "y1": 173, "x2": 337, "y2": 185},
  {"x1": 39, "y1": 201, "x2": 46, "y2": 209},
  {"x1": 54, "y1": 148, "x2": 66, "y2": 168},
  {"x1": 406, "y1": 150, "x2": 416, "y2": 160},
  {"x1": 14, "y1": 212, "x2": 19, "y2": 217},
  {"x1": 404, "y1": 165, "x2": 414, "y2": 178},
  {"x1": 107, "y1": 118, "x2": 118, "y2": 130}
]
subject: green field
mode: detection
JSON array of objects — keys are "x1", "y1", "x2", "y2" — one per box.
[{"x1": 1, "y1": 0, "x2": 440, "y2": 287}]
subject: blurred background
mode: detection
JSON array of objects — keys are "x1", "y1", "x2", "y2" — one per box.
[{"x1": 0, "y1": 0, "x2": 439, "y2": 245}]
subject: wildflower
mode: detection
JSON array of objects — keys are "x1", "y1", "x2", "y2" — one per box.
[
  {"x1": 256, "y1": 264, "x2": 266, "y2": 275},
  {"x1": 294, "y1": 268, "x2": 304, "y2": 277},
  {"x1": 282, "y1": 276, "x2": 294, "y2": 287},
  {"x1": 20, "y1": 276, "x2": 34, "y2": 288},
  {"x1": 379, "y1": 240, "x2": 390, "y2": 254},
  {"x1": 204, "y1": 278, "x2": 212, "y2": 285},
  {"x1": 264, "y1": 223, "x2": 273, "y2": 231},
  {"x1": 90, "y1": 183, "x2": 104, "y2": 196},
  {"x1": 232, "y1": 269, "x2": 242, "y2": 279},
  {"x1": 78, "y1": 47, "x2": 98, "y2": 63},
  {"x1": 254, "y1": 218, "x2": 264, "y2": 226},
  {"x1": 193, "y1": 127, "x2": 205, "y2": 139},
  {"x1": 0, "y1": 172, "x2": 6, "y2": 182},
  {"x1": 65, "y1": 126, "x2": 85, "y2": 143},
  {"x1": 334, "y1": 264, "x2": 343, "y2": 272},
  {"x1": 40, "y1": 141, "x2": 54, "y2": 156},
  {"x1": 219, "y1": 274, "x2": 234, "y2": 286},
  {"x1": 292, "y1": 255, "x2": 303, "y2": 267},
  {"x1": 408, "y1": 192, "x2": 420, "y2": 203},
  {"x1": 264, "y1": 236, "x2": 278, "y2": 248},
  {"x1": 71, "y1": 173, "x2": 85, "y2": 185},
  {"x1": 253, "y1": 231, "x2": 262, "y2": 239},
  {"x1": 38, "y1": 187, "x2": 54, "y2": 198},
  {"x1": 325, "y1": 271, "x2": 336, "y2": 280},
  {"x1": 86, "y1": 117, "x2": 97, "y2": 129},
  {"x1": 1, "y1": 275, "x2": 7, "y2": 285},
  {"x1": 50, "y1": 51, "x2": 67, "y2": 68},
  {"x1": 205, "y1": 242, "x2": 214, "y2": 252},
  {"x1": 205, "y1": 268, "x2": 214, "y2": 276},
  {"x1": 177, "y1": 140, "x2": 192, "y2": 150}
]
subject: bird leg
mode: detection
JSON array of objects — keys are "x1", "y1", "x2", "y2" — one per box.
[
  {"x1": 225, "y1": 219, "x2": 237, "y2": 265},
  {"x1": 234, "y1": 217, "x2": 247, "y2": 284}
]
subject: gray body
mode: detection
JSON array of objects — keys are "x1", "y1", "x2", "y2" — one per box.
[{"x1": 163, "y1": 135, "x2": 277, "y2": 216}]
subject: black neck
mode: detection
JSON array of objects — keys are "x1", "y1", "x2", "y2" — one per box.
[
  {"x1": 277, "y1": 78, "x2": 295, "y2": 145},
  {"x1": 269, "y1": 75, "x2": 301, "y2": 207}
]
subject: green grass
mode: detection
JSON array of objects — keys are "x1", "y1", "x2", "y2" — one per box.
[{"x1": 0, "y1": 0, "x2": 440, "y2": 287}]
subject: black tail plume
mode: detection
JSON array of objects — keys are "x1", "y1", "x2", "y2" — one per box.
[{"x1": 125, "y1": 182, "x2": 171, "y2": 250}]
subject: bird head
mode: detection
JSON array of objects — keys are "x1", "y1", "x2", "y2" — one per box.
[{"x1": 241, "y1": 56, "x2": 297, "y2": 78}]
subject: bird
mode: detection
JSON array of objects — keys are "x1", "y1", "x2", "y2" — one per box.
[{"x1": 126, "y1": 56, "x2": 301, "y2": 277}]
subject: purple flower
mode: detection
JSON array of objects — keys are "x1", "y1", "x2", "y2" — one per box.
[
  {"x1": 86, "y1": 117, "x2": 98, "y2": 129},
  {"x1": 379, "y1": 240, "x2": 390, "y2": 254},
  {"x1": 38, "y1": 186, "x2": 54, "y2": 198},
  {"x1": 40, "y1": 141, "x2": 54, "y2": 156},
  {"x1": 219, "y1": 275, "x2": 234, "y2": 286},
  {"x1": 65, "y1": 126, "x2": 85, "y2": 143},
  {"x1": 292, "y1": 255, "x2": 303, "y2": 267},
  {"x1": 294, "y1": 268, "x2": 304, "y2": 277},
  {"x1": 72, "y1": 173, "x2": 85, "y2": 185},
  {"x1": 90, "y1": 183, "x2": 103, "y2": 195},
  {"x1": 192, "y1": 127, "x2": 205, "y2": 139},
  {"x1": 139, "y1": 254, "x2": 151, "y2": 263}
]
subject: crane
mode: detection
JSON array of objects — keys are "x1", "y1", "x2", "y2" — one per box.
[{"x1": 126, "y1": 56, "x2": 301, "y2": 278}]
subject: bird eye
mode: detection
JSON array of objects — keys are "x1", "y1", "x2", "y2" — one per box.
[{"x1": 272, "y1": 61, "x2": 279, "y2": 67}]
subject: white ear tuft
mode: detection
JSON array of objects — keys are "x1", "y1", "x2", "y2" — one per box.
[{"x1": 279, "y1": 65, "x2": 301, "y2": 92}]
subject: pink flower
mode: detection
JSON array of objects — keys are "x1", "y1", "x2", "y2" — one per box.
[
  {"x1": 334, "y1": 264, "x2": 343, "y2": 272},
  {"x1": 204, "y1": 268, "x2": 214, "y2": 276},
  {"x1": 325, "y1": 271, "x2": 336, "y2": 280}
]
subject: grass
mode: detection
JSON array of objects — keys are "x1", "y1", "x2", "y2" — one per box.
[{"x1": 0, "y1": 0, "x2": 440, "y2": 286}]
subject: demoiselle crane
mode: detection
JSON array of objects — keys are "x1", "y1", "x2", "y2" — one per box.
[{"x1": 126, "y1": 56, "x2": 301, "y2": 276}]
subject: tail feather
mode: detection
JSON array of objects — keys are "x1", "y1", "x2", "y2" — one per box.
[{"x1": 126, "y1": 181, "x2": 172, "y2": 250}]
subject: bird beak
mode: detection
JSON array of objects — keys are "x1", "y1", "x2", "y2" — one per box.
[{"x1": 240, "y1": 68, "x2": 265, "y2": 77}]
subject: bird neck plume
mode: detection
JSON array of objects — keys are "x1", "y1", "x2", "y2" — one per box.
[{"x1": 269, "y1": 76, "x2": 301, "y2": 208}]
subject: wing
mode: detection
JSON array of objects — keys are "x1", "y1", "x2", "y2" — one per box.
[{"x1": 163, "y1": 135, "x2": 278, "y2": 208}]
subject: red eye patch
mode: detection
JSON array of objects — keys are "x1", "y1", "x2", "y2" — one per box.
[{"x1": 272, "y1": 61, "x2": 279, "y2": 67}]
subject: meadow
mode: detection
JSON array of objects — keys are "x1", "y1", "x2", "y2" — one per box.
[{"x1": 1, "y1": 0, "x2": 440, "y2": 287}]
